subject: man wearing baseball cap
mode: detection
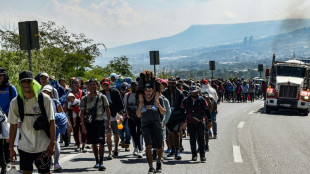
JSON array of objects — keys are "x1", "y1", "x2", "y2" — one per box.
[
  {"x1": 100, "y1": 78, "x2": 124, "y2": 160},
  {"x1": 0, "y1": 67, "x2": 17, "y2": 173},
  {"x1": 181, "y1": 86, "x2": 211, "y2": 162},
  {"x1": 137, "y1": 82, "x2": 166, "y2": 173},
  {"x1": 8, "y1": 70, "x2": 56, "y2": 173},
  {"x1": 39, "y1": 72, "x2": 59, "y2": 100}
]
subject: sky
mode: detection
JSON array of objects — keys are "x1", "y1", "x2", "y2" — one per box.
[{"x1": 1, "y1": 0, "x2": 310, "y2": 48}]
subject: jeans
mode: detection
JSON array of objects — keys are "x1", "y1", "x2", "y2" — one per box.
[
  {"x1": 128, "y1": 118, "x2": 142, "y2": 151},
  {"x1": 187, "y1": 123, "x2": 205, "y2": 156},
  {"x1": 119, "y1": 118, "x2": 131, "y2": 144}
]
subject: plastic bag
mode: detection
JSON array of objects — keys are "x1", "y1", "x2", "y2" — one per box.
[{"x1": 7, "y1": 165, "x2": 19, "y2": 174}]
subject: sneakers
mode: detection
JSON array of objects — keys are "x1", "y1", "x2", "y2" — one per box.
[
  {"x1": 93, "y1": 163, "x2": 100, "y2": 168},
  {"x1": 148, "y1": 166, "x2": 155, "y2": 174},
  {"x1": 137, "y1": 150, "x2": 143, "y2": 158},
  {"x1": 213, "y1": 135, "x2": 218, "y2": 139},
  {"x1": 54, "y1": 164, "x2": 62, "y2": 171},
  {"x1": 133, "y1": 148, "x2": 138, "y2": 156},
  {"x1": 165, "y1": 148, "x2": 172, "y2": 154},
  {"x1": 156, "y1": 162, "x2": 162, "y2": 173},
  {"x1": 201, "y1": 156, "x2": 206, "y2": 163},
  {"x1": 125, "y1": 144, "x2": 130, "y2": 152},
  {"x1": 81, "y1": 147, "x2": 87, "y2": 153},
  {"x1": 174, "y1": 151, "x2": 182, "y2": 160},
  {"x1": 74, "y1": 147, "x2": 81, "y2": 152},
  {"x1": 107, "y1": 154, "x2": 113, "y2": 160},
  {"x1": 167, "y1": 149, "x2": 175, "y2": 157},
  {"x1": 99, "y1": 164, "x2": 106, "y2": 171},
  {"x1": 192, "y1": 155, "x2": 198, "y2": 161}
]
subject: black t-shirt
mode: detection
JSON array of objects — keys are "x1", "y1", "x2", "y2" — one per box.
[{"x1": 140, "y1": 97, "x2": 164, "y2": 127}]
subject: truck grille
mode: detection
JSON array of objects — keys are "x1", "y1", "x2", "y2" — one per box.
[{"x1": 279, "y1": 85, "x2": 298, "y2": 98}]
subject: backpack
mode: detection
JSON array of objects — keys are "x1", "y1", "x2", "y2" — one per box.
[{"x1": 17, "y1": 92, "x2": 50, "y2": 138}]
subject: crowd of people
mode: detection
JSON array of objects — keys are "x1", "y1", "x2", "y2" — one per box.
[{"x1": 0, "y1": 67, "x2": 264, "y2": 174}]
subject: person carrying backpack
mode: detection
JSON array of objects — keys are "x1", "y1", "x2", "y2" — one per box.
[
  {"x1": 181, "y1": 86, "x2": 211, "y2": 163},
  {"x1": 0, "y1": 67, "x2": 17, "y2": 174},
  {"x1": 8, "y1": 70, "x2": 56, "y2": 174}
]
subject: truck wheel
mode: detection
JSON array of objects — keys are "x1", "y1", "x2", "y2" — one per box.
[
  {"x1": 266, "y1": 106, "x2": 272, "y2": 114},
  {"x1": 302, "y1": 109, "x2": 309, "y2": 116}
]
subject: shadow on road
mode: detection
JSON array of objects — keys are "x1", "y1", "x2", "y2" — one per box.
[
  {"x1": 60, "y1": 168, "x2": 94, "y2": 173},
  {"x1": 256, "y1": 107, "x2": 308, "y2": 117}
]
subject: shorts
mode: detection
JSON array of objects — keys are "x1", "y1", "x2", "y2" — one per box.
[
  {"x1": 167, "y1": 122, "x2": 182, "y2": 133},
  {"x1": 18, "y1": 149, "x2": 50, "y2": 173},
  {"x1": 105, "y1": 121, "x2": 119, "y2": 136},
  {"x1": 86, "y1": 121, "x2": 105, "y2": 144},
  {"x1": 142, "y1": 121, "x2": 163, "y2": 149}
]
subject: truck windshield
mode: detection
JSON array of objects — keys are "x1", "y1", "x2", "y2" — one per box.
[{"x1": 277, "y1": 66, "x2": 306, "y2": 78}]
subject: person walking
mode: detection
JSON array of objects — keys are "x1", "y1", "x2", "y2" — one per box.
[
  {"x1": 181, "y1": 86, "x2": 211, "y2": 163},
  {"x1": 137, "y1": 82, "x2": 166, "y2": 173},
  {"x1": 80, "y1": 79, "x2": 111, "y2": 171},
  {"x1": 0, "y1": 67, "x2": 17, "y2": 174},
  {"x1": 100, "y1": 78, "x2": 124, "y2": 160},
  {"x1": 8, "y1": 70, "x2": 56, "y2": 174}
]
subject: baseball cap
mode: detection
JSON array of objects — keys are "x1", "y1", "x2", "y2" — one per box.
[
  {"x1": 201, "y1": 79, "x2": 209, "y2": 84},
  {"x1": 144, "y1": 82, "x2": 154, "y2": 90},
  {"x1": 40, "y1": 72, "x2": 49, "y2": 78},
  {"x1": 50, "y1": 75, "x2": 55, "y2": 80},
  {"x1": 189, "y1": 86, "x2": 200, "y2": 93},
  {"x1": 42, "y1": 85, "x2": 53, "y2": 93},
  {"x1": 168, "y1": 76, "x2": 176, "y2": 83},
  {"x1": 0, "y1": 67, "x2": 6, "y2": 75},
  {"x1": 19, "y1": 70, "x2": 33, "y2": 81},
  {"x1": 101, "y1": 78, "x2": 110, "y2": 85}
]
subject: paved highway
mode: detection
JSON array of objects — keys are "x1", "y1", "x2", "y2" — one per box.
[{"x1": 10, "y1": 99, "x2": 310, "y2": 174}]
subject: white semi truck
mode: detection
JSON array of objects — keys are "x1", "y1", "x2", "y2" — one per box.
[{"x1": 265, "y1": 54, "x2": 310, "y2": 115}]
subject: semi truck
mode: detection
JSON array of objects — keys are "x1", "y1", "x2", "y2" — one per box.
[{"x1": 265, "y1": 54, "x2": 310, "y2": 115}]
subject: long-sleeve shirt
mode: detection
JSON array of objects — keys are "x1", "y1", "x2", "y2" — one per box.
[{"x1": 162, "y1": 96, "x2": 171, "y2": 124}]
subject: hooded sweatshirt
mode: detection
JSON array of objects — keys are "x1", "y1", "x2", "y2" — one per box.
[
  {"x1": 0, "y1": 72, "x2": 17, "y2": 115},
  {"x1": 201, "y1": 84, "x2": 219, "y2": 102}
]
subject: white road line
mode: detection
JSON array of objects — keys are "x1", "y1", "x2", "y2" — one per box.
[
  {"x1": 59, "y1": 153, "x2": 80, "y2": 164},
  {"x1": 249, "y1": 111, "x2": 254, "y2": 114},
  {"x1": 233, "y1": 146, "x2": 243, "y2": 163},
  {"x1": 238, "y1": 122, "x2": 245, "y2": 129}
]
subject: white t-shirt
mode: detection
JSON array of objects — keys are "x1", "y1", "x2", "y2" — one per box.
[{"x1": 8, "y1": 93, "x2": 55, "y2": 153}]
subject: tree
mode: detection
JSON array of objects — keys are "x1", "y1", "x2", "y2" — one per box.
[
  {"x1": 104, "y1": 56, "x2": 133, "y2": 77},
  {"x1": 0, "y1": 21, "x2": 105, "y2": 85}
]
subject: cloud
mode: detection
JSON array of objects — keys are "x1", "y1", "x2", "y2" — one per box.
[{"x1": 51, "y1": 0, "x2": 145, "y2": 28}]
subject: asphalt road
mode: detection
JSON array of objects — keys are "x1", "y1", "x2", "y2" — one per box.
[{"x1": 9, "y1": 99, "x2": 310, "y2": 174}]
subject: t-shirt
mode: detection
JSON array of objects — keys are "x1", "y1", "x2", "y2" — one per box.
[
  {"x1": 80, "y1": 93, "x2": 109, "y2": 121},
  {"x1": 8, "y1": 93, "x2": 55, "y2": 153},
  {"x1": 52, "y1": 99, "x2": 61, "y2": 113},
  {"x1": 0, "y1": 85, "x2": 17, "y2": 115}
]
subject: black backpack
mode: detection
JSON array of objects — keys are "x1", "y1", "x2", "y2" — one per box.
[{"x1": 17, "y1": 92, "x2": 50, "y2": 138}]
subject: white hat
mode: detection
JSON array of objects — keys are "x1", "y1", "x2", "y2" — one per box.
[
  {"x1": 42, "y1": 85, "x2": 53, "y2": 93},
  {"x1": 40, "y1": 72, "x2": 49, "y2": 78},
  {"x1": 67, "y1": 93, "x2": 75, "y2": 98}
]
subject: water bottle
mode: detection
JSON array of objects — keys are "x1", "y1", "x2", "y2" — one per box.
[{"x1": 116, "y1": 114, "x2": 123, "y2": 130}]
